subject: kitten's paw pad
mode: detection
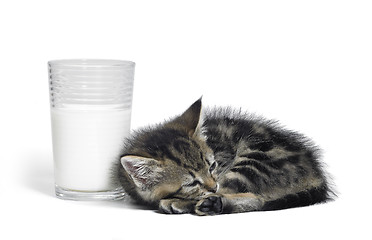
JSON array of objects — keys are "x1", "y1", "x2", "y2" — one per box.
[
  {"x1": 195, "y1": 195, "x2": 223, "y2": 216},
  {"x1": 159, "y1": 199, "x2": 194, "y2": 214}
]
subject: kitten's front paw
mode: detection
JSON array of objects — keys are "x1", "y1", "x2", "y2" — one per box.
[
  {"x1": 195, "y1": 194, "x2": 223, "y2": 216},
  {"x1": 159, "y1": 199, "x2": 195, "y2": 214}
]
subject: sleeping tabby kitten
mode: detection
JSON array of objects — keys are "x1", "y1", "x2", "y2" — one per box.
[{"x1": 114, "y1": 99, "x2": 334, "y2": 215}]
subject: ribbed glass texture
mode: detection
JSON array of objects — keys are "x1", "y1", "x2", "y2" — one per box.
[{"x1": 48, "y1": 59, "x2": 135, "y2": 110}]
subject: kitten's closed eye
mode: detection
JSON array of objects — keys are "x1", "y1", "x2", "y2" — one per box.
[
  {"x1": 209, "y1": 162, "x2": 217, "y2": 173},
  {"x1": 185, "y1": 180, "x2": 202, "y2": 187}
]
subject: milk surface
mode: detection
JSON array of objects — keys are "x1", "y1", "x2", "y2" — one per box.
[{"x1": 51, "y1": 108, "x2": 131, "y2": 191}]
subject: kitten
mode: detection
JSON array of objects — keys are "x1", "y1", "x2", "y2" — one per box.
[{"x1": 114, "y1": 99, "x2": 334, "y2": 215}]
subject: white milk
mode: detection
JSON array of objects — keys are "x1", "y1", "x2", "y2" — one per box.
[{"x1": 51, "y1": 108, "x2": 131, "y2": 191}]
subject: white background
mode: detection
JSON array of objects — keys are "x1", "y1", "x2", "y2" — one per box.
[{"x1": 1, "y1": 0, "x2": 371, "y2": 239}]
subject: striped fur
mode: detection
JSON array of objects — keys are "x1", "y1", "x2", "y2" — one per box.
[{"x1": 114, "y1": 99, "x2": 335, "y2": 215}]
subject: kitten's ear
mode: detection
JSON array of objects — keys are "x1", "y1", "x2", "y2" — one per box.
[
  {"x1": 121, "y1": 155, "x2": 163, "y2": 190},
  {"x1": 168, "y1": 98, "x2": 202, "y2": 135}
]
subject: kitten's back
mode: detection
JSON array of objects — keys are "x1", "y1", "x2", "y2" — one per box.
[{"x1": 202, "y1": 107, "x2": 334, "y2": 209}]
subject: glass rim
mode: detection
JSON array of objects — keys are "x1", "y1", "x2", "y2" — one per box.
[{"x1": 48, "y1": 59, "x2": 135, "y2": 68}]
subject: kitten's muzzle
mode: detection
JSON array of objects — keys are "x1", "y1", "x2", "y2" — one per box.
[{"x1": 206, "y1": 183, "x2": 219, "y2": 193}]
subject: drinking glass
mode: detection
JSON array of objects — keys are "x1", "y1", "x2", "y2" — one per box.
[{"x1": 48, "y1": 59, "x2": 135, "y2": 200}]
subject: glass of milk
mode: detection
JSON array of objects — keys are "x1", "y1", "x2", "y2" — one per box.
[{"x1": 48, "y1": 59, "x2": 135, "y2": 200}]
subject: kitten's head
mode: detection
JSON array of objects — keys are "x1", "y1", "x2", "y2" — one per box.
[{"x1": 120, "y1": 99, "x2": 218, "y2": 205}]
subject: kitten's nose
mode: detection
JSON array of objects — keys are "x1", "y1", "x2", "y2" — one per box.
[
  {"x1": 207, "y1": 183, "x2": 218, "y2": 193},
  {"x1": 211, "y1": 185, "x2": 218, "y2": 193},
  {"x1": 204, "y1": 178, "x2": 218, "y2": 193}
]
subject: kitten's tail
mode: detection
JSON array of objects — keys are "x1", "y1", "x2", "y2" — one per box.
[{"x1": 261, "y1": 184, "x2": 335, "y2": 211}]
